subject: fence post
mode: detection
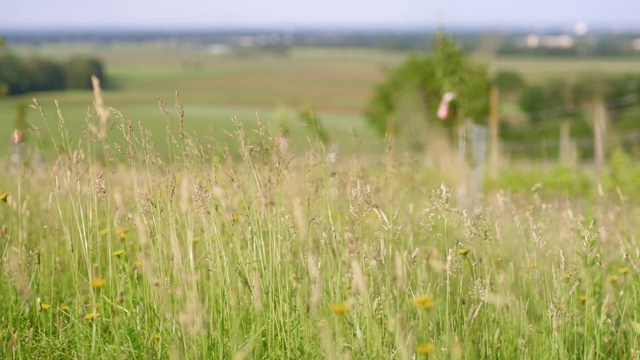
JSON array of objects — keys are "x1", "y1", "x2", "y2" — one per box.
[
  {"x1": 559, "y1": 121, "x2": 570, "y2": 165},
  {"x1": 488, "y1": 85, "x2": 499, "y2": 179},
  {"x1": 593, "y1": 98, "x2": 607, "y2": 178}
]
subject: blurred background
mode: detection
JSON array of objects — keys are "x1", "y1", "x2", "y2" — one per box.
[{"x1": 1, "y1": 0, "x2": 640, "y2": 176}]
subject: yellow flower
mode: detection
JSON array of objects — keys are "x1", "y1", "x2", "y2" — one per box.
[
  {"x1": 529, "y1": 263, "x2": 537, "y2": 269},
  {"x1": 117, "y1": 228, "x2": 128, "y2": 239},
  {"x1": 412, "y1": 294, "x2": 435, "y2": 310},
  {"x1": 458, "y1": 249, "x2": 471, "y2": 256},
  {"x1": 91, "y1": 277, "x2": 106, "y2": 289},
  {"x1": 609, "y1": 275, "x2": 619, "y2": 283},
  {"x1": 331, "y1": 302, "x2": 350, "y2": 314},
  {"x1": 562, "y1": 273, "x2": 572, "y2": 280},
  {"x1": 99, "y1": 228, "x2": 109, "y2": 236},
  {"x1": 619, "y1": 267, "x2": 629, "y2": 275},
  {"x1": 112, "y1": 250, "x2": 125, "y2": 257},
  {"x1": 59, "y1": 305, "x2": 70, "y2": 311},
  {"x1": 84, "y1": 313, "x2": 100, "y2": 321},
  {"x1": 579, "y1": 295, "x2": 587, "y2": 303},
  {"x1": 416, "y1": 342, "x2": 435, "y2": 355},
  {"x1": 134, "y1": 260, "x2": 142, "y2": 269},
  {"x1": 192, "y1": 237, "x2": 201, "y2": 244},
  {"x1": 0, "y1": 192, "x2": 8, "y2": 203},
  {"x1": 40, "y1": 303, "x2": 51, "y2": 310},
  {"x1": 153, "y1": 333, "x2": 160, "y2": 340}
]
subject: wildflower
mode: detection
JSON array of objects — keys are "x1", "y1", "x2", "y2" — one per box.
[
  {"x1": 619, "y1": 267, "x2": 629, "y2": 275},
  {"x1": 458, "y1": 249, "x2": 471, "y2": 256},
  {"x1": 608, "y1": 275, "x2": 619, "y2": 283},
  {"x1": 84, "y1": 313, "x2": 100, "y2": 321},
  {"x1": 579, "y1": 295, "x2": 587, "y2": 303},
  {"x1": 117, "y1": 228, "x2": 128, "y2": 240},
  {"x1": 153, "y1": 333, "x2": 160, "y2": 340},
  {"x1": 331, "y1": 302, "x2": 350, "y2": 314},
  {"x1": 412, "y1": 294, "x2": 435, "y2": 310},
  {"x1": 40, "y1": 303, "x2": 51, "y2": 310},
  {"x1": 562, "y1": 273, "x2": 572, "y2": 280},
  {"x1": 59, "y1": 305, "x2": 70, "y2": 311},
  {"x1": 134, "y1": 260, "x2": 142, "y2": 269},
  {"x1": 91, "y1": 277, "x2": 106, "y2": 289},
  {"x1": 0, "y1": 192, "x2": 9, "y2": 203},
  {"x1": 416, "y1": 342, "x2": 435, "y2": 355},
  {"x1": 529, "y1": 263, "x2": 537, "y2": 269},
  {"x1": 192, "y1": 237, "x2": 201, "y2": 244},
  {"x1": 99, "y1": 228, "x2": 109, "y2": 236},
  {"x1": 112, "y1": 250, "x2": 125, "y2": 257}
]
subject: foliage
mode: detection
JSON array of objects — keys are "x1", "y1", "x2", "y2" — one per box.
[
  {"x1": 494, "y1": 70, "x2": 525, "y2": 95},
  {"x1": 0, "y1": 53, "x2": 105, "y2": 95},
  {"x1": 62, "y1": 57, "x2": 105, "y2": 89},
  {"x1": 365, "y1": 33, "x2": 490, "y2": 136}
]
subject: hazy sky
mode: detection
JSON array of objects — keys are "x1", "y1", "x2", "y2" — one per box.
[{"x1": 2, "y1": 0, "x2": 638, "y2": 30}]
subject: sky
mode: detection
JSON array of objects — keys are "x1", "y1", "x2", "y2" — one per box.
[{"x1": 1, "y1": 0, "x2": 639, "y2": 31}]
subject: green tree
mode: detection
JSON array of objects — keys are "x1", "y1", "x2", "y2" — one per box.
[
  {"x1": 0, "y1": 54, "x2": 31, "y2": 94},
  {"x1": 23, "y1": 57, "x2": 65, "y2": 91},
  {"x1": 364, "y1": 33, "x2": 490, "y2": 137},
  {"x1": 494, "y1": 70, "x2": 526, "y2": 95},
  {"x1": 63, "y1": 57, "x2": 105, "y2": 89}
]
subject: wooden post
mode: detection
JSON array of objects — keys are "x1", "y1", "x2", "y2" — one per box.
[
  {"x1": 594, "y1": 98, "x2": 607, "y2": 178},
  {"x1": 488, "y1": 85, "x2": 499, "y2": 179},
  {"x1": 559, "y1": 121, "x2": 570, "y2": 165}
]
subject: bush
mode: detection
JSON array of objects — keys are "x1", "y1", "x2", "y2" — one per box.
[{"x1": 63, "y1": 57, "x2": 105, "y2": 89}]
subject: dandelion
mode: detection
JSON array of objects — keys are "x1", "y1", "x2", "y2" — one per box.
[
  {"x1": 112, "y1": 250, "x2": 125, "y2": 257},
  {"x1": 0, "y1": 192, "x2": 8, "y2": 203},
  {"x1": 192, "y1": 237, "x2": 201, "y2": 244},
  {"x1": 331, "y1": 302, "x2": 350, "y2": 314},
  {"x1": 529, "y1": 263, "x2": 537, "y2": 269},
  {"x1": 618, "y1": 267, "x2": 629, "y2": 275},
  {"x1": 608, "y1": 275, "x2": 619, "y2": 283},
  {"x1": 84, "y1": 313, "x2": 100, "y2": 321},
  {"x1": 416, "y1": 342, "x2": 435, "y2": 355},
  {"x1": 40, "y1": 303, "x2": 51, "y2": 310},
  {"x1": 458, "y1": 249, "x2": 471, "y2": 256},
  {"x1": 99, "y1": 228, "x2": 109, "y2": 236},
  {"x1": 412, "y1": 294, "x2": 435, "y2": 310},
  {"x1": 117, "y1": 228, "x2": 128, "y2": 240},
  {"x1": 59, "y1": 305, "x2": 70, "y2": 311},
  {"x1": 91, "y1": 277, "x2": 106, "y2": 289},
  {"x1": 153, "y1": 333, "x2": 160, "y2": 340},
  {"x1": 562, "y1": 273, "x2": 572, "y2": 280}
]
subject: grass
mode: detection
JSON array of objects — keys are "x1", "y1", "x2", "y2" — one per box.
[{"x1": 1, "y1": 84, "x2": 640, "y2": 358}]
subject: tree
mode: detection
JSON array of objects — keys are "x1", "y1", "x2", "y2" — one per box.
[
  {"x1": 365, "y1": 33, "x2": 490, "y2": 137},
  {"x1": 494, "y1": 70, "x2": 526, "y2": 96},
  {"x1": 63, "y1": 57, "x2": 105, "y2": 89}
]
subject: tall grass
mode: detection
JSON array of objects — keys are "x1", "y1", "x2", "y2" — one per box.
[{"x1": 0, "y1": 85, "x2": 639, "y2": 359}]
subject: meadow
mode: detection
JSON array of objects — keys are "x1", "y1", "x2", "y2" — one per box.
[{"x1": 1, "y1": 44, "x2": 640, "y2": 359}]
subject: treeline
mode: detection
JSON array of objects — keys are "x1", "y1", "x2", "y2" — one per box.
[{"x1": 0, "y1": 53, "x2": 105, "y2": 96}]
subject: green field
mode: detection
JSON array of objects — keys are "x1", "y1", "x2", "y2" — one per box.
[
  {"x1": 3, "y1": 44, "x2": 640, "y2": 158},
  {"x1": 1, "y1": 43, "x2": 640, "y2": 359}
]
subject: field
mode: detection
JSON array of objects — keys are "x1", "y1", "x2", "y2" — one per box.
[{"x1": 1, "y1": 44, "x2": 640, "y2": 359}]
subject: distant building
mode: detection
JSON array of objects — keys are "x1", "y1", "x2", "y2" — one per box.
[{"x1": 520, "y1": 34, "x2": 575, "y2": 49}]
